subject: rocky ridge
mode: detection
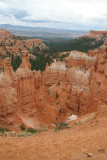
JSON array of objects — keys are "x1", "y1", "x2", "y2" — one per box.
[
  {"x1": 0, "y1": 29, "x2": 47, "y2": 56},
  {"x1": 83, "y1": 30, "x2": 107, "y2": 41},
  {"x1": 0, "y1": 28, "x2": 15, "y2": 40}
]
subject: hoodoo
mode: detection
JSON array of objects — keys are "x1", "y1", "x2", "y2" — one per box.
[{"x1": 0, "y1": 38, "x2": 107, "y2": 128}]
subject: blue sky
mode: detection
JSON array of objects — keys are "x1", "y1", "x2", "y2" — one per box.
[{"x1": 0, "y1": 0, "x2": 107, "y2": 30}]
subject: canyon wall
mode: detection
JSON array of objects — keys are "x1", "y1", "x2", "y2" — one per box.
[
  {"x1": 0, "y1": 41, "x2": 107, "y2": 128},
  {"x1": 0, "y1": 28, "x2": 107, "y2": 128}
]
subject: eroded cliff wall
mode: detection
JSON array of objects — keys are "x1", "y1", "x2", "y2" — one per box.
[{"x1": 0, "y1": 42, "x2": 107, "y2": 128}]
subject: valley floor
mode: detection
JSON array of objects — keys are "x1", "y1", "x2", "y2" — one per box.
[{"x1": 0, "y1": 105, "x2": 107, "y2": 160}]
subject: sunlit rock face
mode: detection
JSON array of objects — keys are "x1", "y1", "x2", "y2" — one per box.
[
  {"x1": 91, "y1": 45, "x2": 107, "y2": 104},
  {"x1": 67, "y1": 51, "x2": 96, "y2": 69},
  {"x1": 0, "y1": 42, "x2": 107, "y2": 128},
  {"x1": 0, "y1": 58, "x2": 17, "y2": 124}
]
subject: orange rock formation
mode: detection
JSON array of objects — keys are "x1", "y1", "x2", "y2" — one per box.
[
  {"x1": 0, "y1": 29, "x2": 48, "y2": 56},
  {"x1": 0, "y1": 29, "x2": 15, "y2": 40},
  {"x1": 87, "y1": 30, "x2": 107, "y2": 40},
  {"x1": 0, "y1": 39, "x2": 107, "y2": 128},
  {"x1": 89, "y1": 30, "x2": 107, "y2": 36}
]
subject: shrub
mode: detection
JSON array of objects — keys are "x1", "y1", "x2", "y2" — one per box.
[
  {"x1": 59, "y1": 108, "x2": 62, "y2": 113},
  {"x1": 17, "y1": 132, "x2": 35, "y2": 137},
  {"x1": 17, "y1": 133, "x2": 25, "y2": 137},
  {"x1": 56, "y1": 92, "x2": 59, "y2": 99},
  {"x1": 47, "y1": 90, "x2": 50, "y2": 95},
  {"x1": 62, "y1": 88, "x2": 65, "y2": 91},
  {"x1": 0, "y1": 127, "x2": 10, "y2": 132},
  {"x1": 96, "y1": 120, "x2": 99, "y2": 122},
  {"x1": 27, "y1": 128, "x2": 38, "y2": 133},
  {"x1": 57, "y1": 82, "x2": 60, "y2": 86},
  {"x1": 20, "y1": 124, "x2": 26, "y2": 131},
  {"x1": 56, "y1": 101, "x2": 60, "y2": 105},
  {"x1": 55, "y1": 122, "x2": 69, "y2": 131},
  {"x1": 2, "y1": 132, "x2": 7, "y2": 137},
  {"x1": 39, "y1": 128, "x2": 48, "y2": 132}
]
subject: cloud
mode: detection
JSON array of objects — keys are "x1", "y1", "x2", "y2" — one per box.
[{"x1": 0, "y1": 0, "x2": 107, "y2": 30}]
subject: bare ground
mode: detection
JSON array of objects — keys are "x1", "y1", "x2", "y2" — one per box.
[{"x1": 0, "y1": 105, "x2": 107, "y2": 160}]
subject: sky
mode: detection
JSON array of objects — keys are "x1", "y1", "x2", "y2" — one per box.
[{"x1": 0, "y1": 0, "x2": 107, "y2": 30}]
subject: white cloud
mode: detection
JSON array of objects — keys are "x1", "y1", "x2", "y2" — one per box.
[{"x1": 0, "y1": 0, "x2": 107, "y2": 30}]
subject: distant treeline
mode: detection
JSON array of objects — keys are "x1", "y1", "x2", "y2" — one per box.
[{"x1": 45, "y1": 37, "x2": 104, "y2": 53}]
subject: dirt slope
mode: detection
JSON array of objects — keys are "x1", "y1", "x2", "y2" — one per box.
[{"x1": 0, "y1": 105, "x2": 107, "y2": 160}]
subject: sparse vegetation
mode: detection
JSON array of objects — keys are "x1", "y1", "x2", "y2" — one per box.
[
  {"x1": 96, "y1": 120, "x2": 99, "y2": 122},
  {"x1": 56, "y1": 101, "x2": 60, "y2": 105},
  {"x1": 56, "y1": 92, "x2": 59, "y2": 99},
  {"x1": 71, "y1": 121, "x2": 82, "y2": 127},
  {"x1": 39, "y1": 128, "x2": 48, "y2": 132},
  {"x1": 59, "y1": 108, "x2": 62, "y2": 113},
  {"x1": 62, "y1": 88, "x2": 65, "y2": 91},
  {"x1": 17, "y1": 133, "x2": 26, "y2": 137},
  {"x1": 27, "y1": 128, "x2": 38, "y2": 133},
  {"x1": 57, "y1": 82, "x2": 60, "y2": 86},
  {"x1": 47, "y1": 90, "x2": 50, "y2": 95},
  {"x1": 2, "y1": 132, "x2": 7, "y2": 137},
  {"x1": 20, "y1": 124, "x2": 26, "y2": 131},
  {"x1": 0, "y1": 127, "x2": 10, "y2": 137},
  {"x1": 0, "y1": 127, "x2": 10, "y2": 133},
  {"x1": 55, "y1": 122, "x2": 69, "y2": 131},
  {"x1": 56, "y1": 117, "x2": 58, "y2": 121}
]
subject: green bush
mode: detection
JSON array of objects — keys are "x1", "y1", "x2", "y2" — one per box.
[
  {"x1": 56, "y1": 117, "x2": 58, "y2": 121},
  {"x1": 56, "y1": 101, "x2": 60, "y2": 105},
  {"x1": 57, "y1": 82, "x2": 60, "y2": 86},
  {"x1": 56, "y1": 92, "x2": 59, "y2": 99},
  {"x1": 55, "y1": 122, "x2": 69, "y2": 131},
  {"x1": 59, "y1": 108, "x2": 62, "y2": 113},
  {"x1": 17, "y1": 133, "x2": 25, "y2": 137},
  {"x1": 0, "y1": 127, "x2": 10, "y2": 132},
  {"x1": 2, "y1": 132, "x2": 7, "y2": 137},
  {"x1": 27, "y1": 128, "x2": 38, "y2": 133},
  {"x1": 20, "y1": 124, "x2": 26, "y2": 131}
]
